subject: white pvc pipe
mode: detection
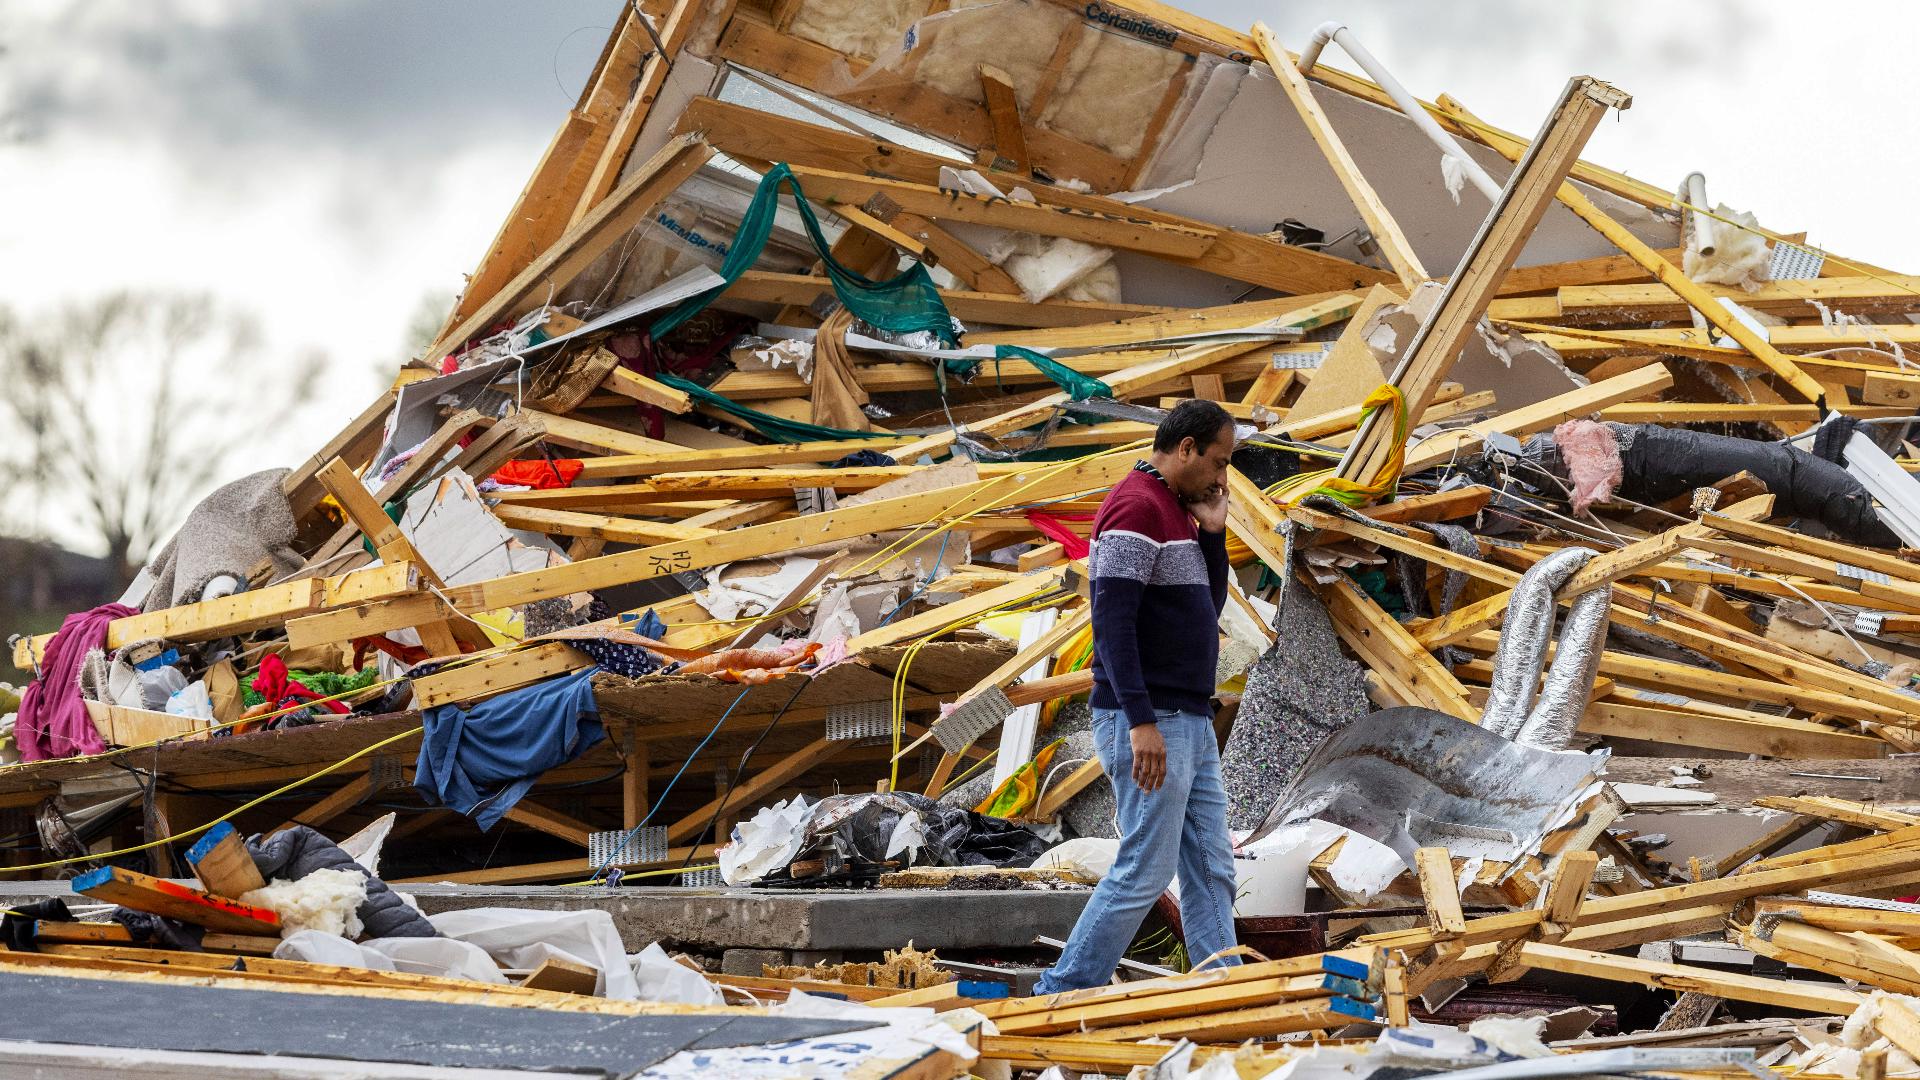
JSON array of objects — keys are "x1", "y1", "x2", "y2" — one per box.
[
  {"x1": 1681, "y1": 171, "x2": 1714, "y2": 255},
  {"x1": 1296, "y1": 22, "x2": 1501, "y2": 202}
]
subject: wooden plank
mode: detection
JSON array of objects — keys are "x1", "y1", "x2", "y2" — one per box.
[
  {"x1": 677, "y1": 95, "x2": 1392, "y2": 295},
  {"x1": 280, "y1": 773, "x2": 376, "y2": 834},
  {"x1": 788, "y1": 167, "x2": 1214, "y2": 258},
  {"x1": 1256, "y1": 24, "x2": 1424, "y2": 289},
  {"x1": 71, "y1": 866, "x2": 280, "y2": 936},
  {"x1": 522, "y1": 409, "x2": 684, "y2": 457},
  {"x1": 1402, "y1": 362, "x2": 1672, "y2": 472},
  {"x1": 727, "y1": 270, "x2": 1163, "y2": 329},
  {"x1": 412, "y1": 642, "x2": 592, "y2": 710},
  {"x1": 84, "y1": 701, "x2": 208, "y2": 749},
  {"x1": 436, "y1": 453, "x2": 1135, "y2": 616},
  {"x1": 427, "y1": 134, "x2": 712, "y2": 359},
  {"x1": 29, "y1": 921, "x2": 134, "y2": 946},
  {"x1": 201, "y1": 933, "x2": 282, "y2": 956},
  {"x1": 1413, "y1": 497, "x2": 1762, "y2": 649},
  {"x1": 666, "y1": 736, "x2": 850, "y2": 844},
  {"x1": 994, "y1": 974, "x2": 1331, "y2": 1035},
  {"x1": 1415, "y1": 848, "x2": 1466, "y2": 937},
  {"x1": 490, "y1": 505, "x2": 717, "y2": 546},
  {"x1": 502, "y1": 799, "x2": 596, "y2": 848},
  {"x1": 567, "y1": 0, "x2": 702, "y2": 226},
  {"x1": 316, "y1": 458, "x2": 470, "y2": 657},
  {"x1": 1339, "y1": 76, "x2": 1628, "y2": 486},
  {"x1": 601, "y1": 363, "x2": 694, "y2": 413},
  {"x1": 183, "y1": 821, "x2": 266, "y2": 899},
  {"x1": 14, "y1": 575, "x2": 323, "y2": 669},
  {"x1": 520, "y1": 956, "x2": 601, "y2": 995},
  {"x1": 1318, "y1": 574, "x2": 1475, "y2": 720},
  {"x1": 977, "y1": 63, "x2": 1030, "y2": 175},
  {"x1": 1519, "y1": 941, "x2": 1861, "y2": 1013},
  {"x1": 854, "y1": 569, "x2": 1072, "y2": 655},
  {"x1": 1437, "y1": 96, "x2": 1823, "y2": 401}
]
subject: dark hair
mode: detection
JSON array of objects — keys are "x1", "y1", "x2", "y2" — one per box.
[{"x1": 1153, "y1": 399, "x2": 1235, "y2": 454}]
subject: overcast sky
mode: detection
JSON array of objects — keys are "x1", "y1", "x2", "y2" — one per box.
[{"x1": 2, "y1": 1, "x2": 1911, "y2": 555}]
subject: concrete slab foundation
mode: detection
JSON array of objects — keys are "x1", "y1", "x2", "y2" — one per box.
[{"x1": 4, "y1": 882, "x2": 1093, "y2": 955}]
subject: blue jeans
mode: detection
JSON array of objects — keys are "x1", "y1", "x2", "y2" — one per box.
[{"x1": 1036, "y1": 706, "x2": 1241, "y2": 993}]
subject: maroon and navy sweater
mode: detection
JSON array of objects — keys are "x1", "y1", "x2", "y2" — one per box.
[{"x1": 1089, "y1": 463, "x2": 1230, "y2": 727}]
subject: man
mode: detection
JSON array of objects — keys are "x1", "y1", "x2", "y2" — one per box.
[{"x1": 1036, "y1": 399, "x2": 1240, "y2": 993}]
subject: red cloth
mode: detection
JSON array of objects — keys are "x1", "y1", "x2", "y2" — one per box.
[
  {"x1": 1026, "y1": 511, "x2": 1093, "y2": 560},
  {"x1": 489, "y1": 458, "x2": 583, "y2": 490},
  {"x1": 16, "y1": 603, "x2": 136, "y2": 762},
  {"x1": 251, "y1": 655, "x2": 349, "y2": 715}
]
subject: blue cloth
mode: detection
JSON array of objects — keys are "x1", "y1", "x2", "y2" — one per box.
[
  {"x1": 1035, "y1": 706, "x2": 1241, "y2": 993},
  {"x1": 414, "y1": 667, "x2": 605, "y2": 831}
]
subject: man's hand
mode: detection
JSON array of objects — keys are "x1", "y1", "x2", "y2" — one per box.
[
  {"x1": 1188, "y1": 482, "x2": 1229, "y2": 534},
  {"x1": 1130, "y1": 722, "x2": 1166, "y2": 793}
]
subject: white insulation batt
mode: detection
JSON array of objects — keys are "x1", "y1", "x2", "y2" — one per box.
[
  {"x1": 787, "y1": 0, "x2": 925, "y2": 60},
  {"x1": 910, "y1": 0, "x2": 1074, "y2": 108},
  {"x1": 242, "y1": 867, "x2": 369, "y2": 939}
]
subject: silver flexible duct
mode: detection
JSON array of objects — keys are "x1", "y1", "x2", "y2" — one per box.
[
  {"x1": 1514, "y1": 581, "x2": 1613, "y2": 751},
  {"x1": 1480, "y1": 547, "x2": 1593, "y2": 739}
]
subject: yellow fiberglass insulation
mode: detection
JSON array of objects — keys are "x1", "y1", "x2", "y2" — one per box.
[
  {"x1": 910, "y1": 0, "x2": 1074, "y2": 109},
  {"x1": 1040, "y1": 29, "x2": 1186, "y2": 159},
  {"x1": 788, "y1": 0, "x2": 927, "y2": 62}
]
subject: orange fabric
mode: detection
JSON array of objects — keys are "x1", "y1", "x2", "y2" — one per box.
[{"x1": 489, "y1": 458, "x2": 584, "y2": 489}]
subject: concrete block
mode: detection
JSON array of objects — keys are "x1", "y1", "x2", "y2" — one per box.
[{"x1": 721, "y1": 948, "x2": 787, "y2": 977}]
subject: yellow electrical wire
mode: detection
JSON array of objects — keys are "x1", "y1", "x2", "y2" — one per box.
[
  {"x1": 0, "y1": 442, "x2": 1150, "y2": 878},
  {"x1": 889, "y1": 592, "x2": 1068, "y2": 792},
  {"x1": 0, "y1": 630, "x2": 551, "y2": 780},
  {"x1": 1264, "y1": 384, "x2": 1408, "y2": 508},
  {"x1": 0, "y1": 724, "x2": 424, "y2": 876},
  {"x1": 934, "y1": 746, "x2": 1000, "y2": 797},
  {"x1": 556, "y1": 862, "x2": 721, "y2": 887},
  {"x1": 655, "y1": 438, "x2": 1150, "y2": 630}
]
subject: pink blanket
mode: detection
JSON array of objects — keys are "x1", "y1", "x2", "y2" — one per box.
[{"x1": 17, "y1": 603, "x2": 136, "y2": 761}]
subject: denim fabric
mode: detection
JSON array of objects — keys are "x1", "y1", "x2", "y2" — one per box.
[{"x1": 1035, "y1": 706, "x2": 1241, "y2": 993}]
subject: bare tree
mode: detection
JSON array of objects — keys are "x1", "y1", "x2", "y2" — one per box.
[{"x1": 0, "y1": 291, "x2": 322, "y2": 587}]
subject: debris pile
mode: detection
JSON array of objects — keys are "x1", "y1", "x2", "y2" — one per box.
[{"x1": 9, "y1": 0, "x2": 1920, "y2": 1075}]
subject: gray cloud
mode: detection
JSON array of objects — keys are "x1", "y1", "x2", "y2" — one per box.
[{"x1": 0, "y1": 2, "x2": 615, "y2": 160}]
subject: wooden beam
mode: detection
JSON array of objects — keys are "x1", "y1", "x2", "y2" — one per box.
[
  {"x1": 666, "y1": 736, "x2": 850, "y2": 843},
  {"x1": 315, "y1": 459, "x2": 473, "y2": 657},
  {"x1": 11, "y1": 562, "x2": 416, "y2": 670},
  {"x1": 567, "y1": 0, "x2": 702, "y2": 226},
  {"x1": 426, "y1": 134, "x2": 712, "y2": 360},
  {"x1": 788, "y1": 167, "x2": 1213, "y2": 258},
  {"x1": 978, "y1": 64, "x2": 1030, "y2": 175},
  {"x1": 1519, "y1": 941, "x2": 1861, "y2": 1014},
  {"x1": 1438, "y1": 95, "x2": 1824, "y2": 402},
  {"x1": 503, "y1": 799, "x2": 597, "y2": 848},
  {"x1": 71, "y1": 866, "x2": 280, "y2": 936},
  {"x1": 727, "y1": 270, "x2": 1162, "y2": 329},
  {"x1": 1415, "y1": 848, "x2": 1466, "y2": 938},
  {"x1": 329, "y1": 449, "x2": 1131, "y2": 635},
  {"x1": 1402, "y1": 362, "x2": 1671, "y2": 472},
  {"x1": 1255, "y1": 23, "x2": 1424, "y2": 289},
  {"x1": 412, "y1": 642, "x2": 591, "y2": 710},
  {"x1": 279, "y1": 773, "x2": 376, "y2": 834},
  {"x1": 676, "y1": 96, "x2": 1394, "y2": 295},
  {"x1": 1338, "y1": 76, "x2": 1628, "y2": 486},
  {"x1": 1413, "y1": 498, "x2": 1764, "y2": 649}
]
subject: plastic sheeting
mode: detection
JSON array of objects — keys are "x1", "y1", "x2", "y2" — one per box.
[
  {"x1": 787, "y1": 791, "x2": 1048, "y2": 878},
  {"x1": 430, "y1": 907, "x2": 640, "y2": 999}
]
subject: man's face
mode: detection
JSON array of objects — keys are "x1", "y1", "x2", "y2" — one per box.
[{"x1": 1169, "y1": 423, "x2": 1235, "y2": 502}]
